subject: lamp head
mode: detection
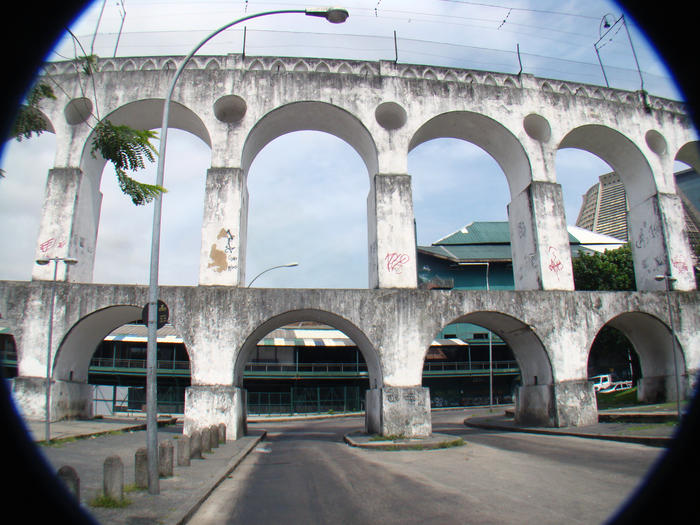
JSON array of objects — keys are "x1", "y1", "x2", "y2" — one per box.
[
  {"x1": 306, "y1": 7, "x2": 349, "y2": 24},
  {"x1": 36, "y1": 259, "x2": 50, "y2": 265},
  {"x1": 655, "y1": 274, "x2": 677, "y2": 282}
]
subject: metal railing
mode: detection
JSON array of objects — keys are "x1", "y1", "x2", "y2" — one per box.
[
  {"x1": 89, "y1": 357, "x2": 190, "y2": 371},
  {"x1": 85, "y1": 358, "x2": 521, "y2": 375},
  {"x1": 244, "y1": 362, "x2": 368, "y2": 374},
  {"x1": 423, "y1": 360, "x2": 519, "y2": 372}
]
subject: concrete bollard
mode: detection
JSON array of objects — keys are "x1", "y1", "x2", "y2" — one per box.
[
  {"x1": 134, "y1": 448, "x2": 148, "y2": 489},
  {"x1": 218, "y1": 423, "x2": 226, "y2": 443},
  {"x1": 103, "y1": 455, "x2": 124, "y2": 501},
  {"x1": 190, "y1": 430, "x2": 202, "y2": 459},
  {"x1": 201, "y1": 428, "x2": 212, "y2": 454},
  {"x1": 210, "y1": 425, "x2": 219, "y2": 449},
  {"x1": 177, "y1": 435, "x2": 191, "y2": 466},
  {"x1": 159, "y1": 441, "x2": 174, "y2": 478},
  {"x1": 57, "y1": 465, "x2": 80, "y2": 502}
]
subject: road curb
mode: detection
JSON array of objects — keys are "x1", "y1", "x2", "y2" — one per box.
[
  {"x1": 464, "y1": 416, "x2": 673, "y2": 448},
  {"x1": 171, "y1": 430, "x2": 267, "y2": 525},
  {"x1": 344, "y1": 431, "x2": 465, "y2": 451}
]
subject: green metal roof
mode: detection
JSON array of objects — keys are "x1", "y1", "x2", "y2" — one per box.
[
  {"x1": 435, "y1": 221, "x2": 579, "y2": 245},
  {"x1": 420, "y1": 222, "x2": 621, "y2": 263},
  {"x1": 418, "y1": 244, "x2": 513, "y2": 262}
]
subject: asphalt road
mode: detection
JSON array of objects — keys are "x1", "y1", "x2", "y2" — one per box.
[{"x1": 188, "y1": 409, "x2": 664, "y2": 525}]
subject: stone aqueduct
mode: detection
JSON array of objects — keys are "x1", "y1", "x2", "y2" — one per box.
[{"x1": 2, "y1": 54, "x2": 700, "y2": 437}]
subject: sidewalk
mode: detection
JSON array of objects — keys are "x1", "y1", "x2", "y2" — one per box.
[
  {"x1": 465, "y1": 406, "x2": 680, "y2": 447},
  {"x1": 27, "y1": 417, "x2": 265, "y2": 525}
]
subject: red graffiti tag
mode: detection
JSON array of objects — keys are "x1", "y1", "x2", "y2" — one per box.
[
  {"x1": 547, "y1": 246, "x2": 563, "y2": 278},
  {"x1": 385, "y1": 252, "x2": 409, "y2": 274},
  {"x1": 672, "y1": 257, "x2": 689, "y2": 273},
  {"x1": 39, "y1": 238, "x2": 56, "y2": 253}
]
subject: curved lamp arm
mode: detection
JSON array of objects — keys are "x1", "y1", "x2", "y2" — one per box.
[{"x1": 248, "y1": 262, "x2": 299, "y2": 287}]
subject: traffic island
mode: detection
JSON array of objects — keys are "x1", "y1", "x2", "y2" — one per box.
[{"x1": 344, "y1": 431, "x2": 465, "y2": 451}]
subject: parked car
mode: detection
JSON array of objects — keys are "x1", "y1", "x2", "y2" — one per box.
[
  {"x1": 599, "y1": 381, "x2": 633, "y2": 394},
  {"x1": 590, "y1": 374, "x2": 613, "y2": 392}
]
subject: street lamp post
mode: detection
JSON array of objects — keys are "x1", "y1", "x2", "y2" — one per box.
[
  {"x1": 655, "y1": 273, "x2": 682, "y2": 421},
  {"x1": 145, "y1": 7, "x2": 348, "y2": 494},
  {"x1": 247, "y1": 262, "x2": 299, "y2": 287},
  {"x1": 35, "y1": 256, "x2": 78, "y2": 442}
]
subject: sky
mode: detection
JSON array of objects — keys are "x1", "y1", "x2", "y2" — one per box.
[{"x1": 0, "y1": 0, "x2": 687, "y2": 289}]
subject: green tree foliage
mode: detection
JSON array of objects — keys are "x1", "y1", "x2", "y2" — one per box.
[
  {"x1": 6, "y1": 51, "x2": 165, "y2": 205},
  {"x1": 10, "y1": 83, "x2": 56, "y2": 141},
  {"x1": 91, "y1": 121, "x2": 165, "y2": 205},
  {"x1": 572, "y1": 244, "x2": 636, "y2": 291}
]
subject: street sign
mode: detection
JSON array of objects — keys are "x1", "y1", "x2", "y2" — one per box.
[{"x1": 142, "y1": 300, "x2": 169, "y2": 329}]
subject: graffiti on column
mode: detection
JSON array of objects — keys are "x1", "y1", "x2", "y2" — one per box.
[
  {"x1": 517, "y1": 221, "x2": 527, "y2": 239},
  {"x1": 39, "y1": 237, "x2": 67, "y2": 254},
  {"x1": 208, "y1": 228, "x2": 238, "y2": 273},
  {"x1": 635, "y1": 221, "x2": 661, "y2": 249},
  {"x1": 547, "y1": 246, "x2": 563, "y2": 278},
  {"x1": 672, "y1": 257, "x2": 689, "y2": 273},
  {"x1": 385, "y1": 252, "x2": 409, "y2": 274}
]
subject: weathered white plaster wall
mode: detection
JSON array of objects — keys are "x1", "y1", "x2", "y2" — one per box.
[
  {"x1": 2, "y1": 281, "x2": 699, "y2": 431},
  {"x1": 32, "y1": 54, "x2": 698, "y2": 291}
]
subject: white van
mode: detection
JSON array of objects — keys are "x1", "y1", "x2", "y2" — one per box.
[{"x1": 590, "y1": 374, "x2": 613, "y2": 392}]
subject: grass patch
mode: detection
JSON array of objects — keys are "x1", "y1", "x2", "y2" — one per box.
[
  {"x1": 89, "y1": 493, "x2": 132, "y2": 508},
  {"x1": 596, "y1": 387, "x2": 639, "y2": 409},
  {"x1": 123, "y1": 484, "x2": 145, "y2": 493},
  {"x1": 369, "y1": 434, "x2": 407, "y2": 441},
  {"x1": 437, "y1": 438, "x2": 465, "y2": 448},
  {"x1": 40, "y1": 429, "x2": 126, "y2": 448}
]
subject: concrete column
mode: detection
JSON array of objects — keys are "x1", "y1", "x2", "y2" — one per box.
[
  {"x1": 10, "y1": 376, "x2": 93, "y2": 421},
  {"x1": 367, "y1": 174, "x2": 417, "y2": 289},
  {"x1": 183, "y1": 385, "x2": 247, "y2": 440},
  {"x1": 199, "y1": 167, "x2": 248, "y2": 286},
  {"x1": 552, "y1": 380, "x2": 598, "y2": 427},
  {"x1": 32, "y1": 167, "x2": 101, "y2": 283},
  {"x1": 628, "y1": 192, "x2": 696, "y2": 291},
  {"x1": 515, "y1": 384, "x2": 554, "y2": 426},
  {"x1": 508, "y1": 181, "x2": 574, "y2": 290},
  {"x1": 638, "y1": 373, "x2": 689, "y2": 403},
  {"x1": 365, "y1": 386, "x2": 431, "y2": 437},
  {"x1": 515, "y1": 380, "x2": 597, "y2": 428}
]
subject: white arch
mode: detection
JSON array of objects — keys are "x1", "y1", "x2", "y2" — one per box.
[
  {"x1": 241, "y1": 101, "x2": 378, "y2": 178},
  {"x1": 427, "y1": 311, "x2": 552, "y2": 387},
  {"x1": 234, "y1": 308, "x2": 382, "y2": 389},
  {"x1": 558, "y1": 124, "x2": 656, "y2": 207},
  {"x1": 53, "y1": 305, "x2": 143, "y2": 382},
  {"x1": 78, "y1": 98, "x2": 212, "y2": 183},
  {"x1": 408, "y1": 111, "x2": 532, "y2": 197}
]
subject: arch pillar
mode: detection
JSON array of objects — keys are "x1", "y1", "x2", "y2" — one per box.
[
  {"x1": 367, "y1": 173, "x2": 418, "y2": 288},
  {"x1": 32, "y1": 167, "x2": 101, "y2": 282},
  {"x1": 629, "y1": 191, "x2": 696, "y2": 291},
  {"x1": 508, "y1": 181, "x2": 574, "y2": 290},
  {"x1": 184, "y1": 385, "x2": 246, "y2": 440},
  {"x1": 198, "y1": 167, "x2": 247, "y2": 286}
]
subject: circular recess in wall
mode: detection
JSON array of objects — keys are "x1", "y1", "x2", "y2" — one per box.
[
  {"x1": 214, "y1": 94, "x2": 247, "y2": 123},
  {"x1": 523, "y1": 113, "x2": 551, "y2": 142},
  {"x1": 645, "y1": 129, "x2": 668, "y2": 155},
  {"x1": 375, "y1": 101, "x2": 407, "y2": 130},
  {"x1": 64, "y1": 97, "x2": 93, "y2": 125}
]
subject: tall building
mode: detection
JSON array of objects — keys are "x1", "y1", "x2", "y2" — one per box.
[
  {"x1": 575, "y1": 168, "x2": 700, "y2": 251},
  {"x1": 576, "y1": 172, "x2": 629, "y2": 241}
]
